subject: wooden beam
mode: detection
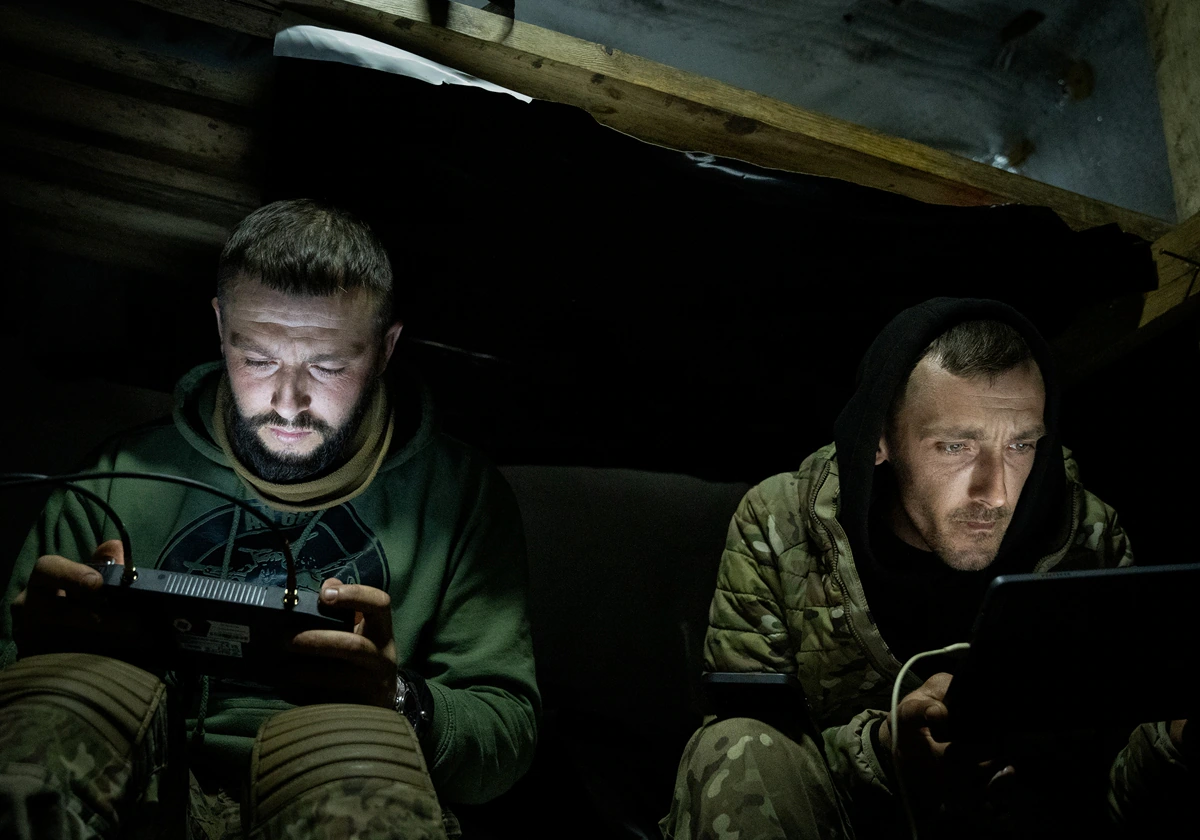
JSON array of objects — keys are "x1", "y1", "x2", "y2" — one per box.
[
  {"x1": 1144, "y1": 0, "x2": 1200, "y2": 221},
  {"x1": 1054, "y1": 211, "x2": 1200, "y2": 383},
  {"x1": 7, "y1": 217, "x2": 221, "y2": 276},
  {"x1": 0, "y1": 124, "x2": 259, "y2": 210},
  {"x1": 133, "y1": 0, "x2": 281, "y2": 41},
  {"x1": 0, "y1": 63, "x2": 256, "y2": 178},
  {"x1": 133, "y1": 0, "x2": 1172, "y2": 241},
  {"x1": 0, "y1": 171, "x2": 234, "y2": 247},
  {"x1": 0, "y1": 4, "x2": 268, "y2": 112},
  {"x1": 1141, "y1": 211, "x2": 1200, "y2": 327}
]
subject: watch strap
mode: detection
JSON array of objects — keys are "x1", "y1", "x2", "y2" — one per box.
[{"x1": 393, "y1": 668, "x2": 433, "y2": 740}]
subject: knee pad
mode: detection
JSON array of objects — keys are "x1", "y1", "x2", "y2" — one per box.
[
  {"x1": 246, "y1": 703, "x2": 446, "y2": 840},
  {"x1": 0, "y1": 652, "x2": 165, "y2": 752}
]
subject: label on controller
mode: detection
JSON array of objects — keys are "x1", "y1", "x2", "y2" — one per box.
[
  {"x1": 206, "y1": 621, "x2": 251, "y2": 643},
  {"x1": 177, "y1": 636, "x2": 243, "y2": 658}
]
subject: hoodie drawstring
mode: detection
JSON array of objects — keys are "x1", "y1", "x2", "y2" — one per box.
[
  {"x1": 219, "y1": 507, "x2": 241, "y2": 581},
  {"x1": 190, "y1": 675, "x2": 210, "y2": 748},
  {"x1": 191, "y1": 505, "x2": 243, "y2": 747},
  {"x1": 293, "y1": 510, "x2": 326, "y2": 559}
]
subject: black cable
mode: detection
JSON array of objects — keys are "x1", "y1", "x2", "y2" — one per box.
[
  {"x1": 0, "y1": 472, "x2": 298, "y2": 606},
  {"x1": 1, "y1": 478, "x2": 135, "y2": 575}
]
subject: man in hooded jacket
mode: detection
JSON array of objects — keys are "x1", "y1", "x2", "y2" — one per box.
[
  {"x1": 0, "y1": 200, "x2": 539, "y2": 839},
  {"x1": 661, "y1": 298, "x2": 1193, "y2": 839}
]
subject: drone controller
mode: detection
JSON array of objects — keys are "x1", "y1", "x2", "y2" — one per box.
[
  {"x1": 3, "y1": 471, "x2": 357, "y2": 683},
  {"x1": 28, "y1": 562, "x2": 355, "y2": 682}
]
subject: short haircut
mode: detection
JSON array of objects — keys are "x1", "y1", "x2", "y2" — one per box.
[
  {"x1": 217, "y1": 199, "x2": 393, "y2": 333},
  {"x1": 889, "y1": 319, "x2": 1039, "y2": 428},
  {"x1": 921, "y1": 319, "x2": 1035, "y2": 379}
]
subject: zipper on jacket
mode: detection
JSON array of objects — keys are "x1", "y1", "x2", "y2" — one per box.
[
  {"x1": 814, "y1": 457, "x2": 919, "y2": 695},
  {"x1": 1032, "y1": 485, "x2": 1082, "y2": 573},
  {"x1": 811, "y1": 460, "x2": 889, "y2": 677}
]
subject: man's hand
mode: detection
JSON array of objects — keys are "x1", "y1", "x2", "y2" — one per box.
[
  {"x1": 11, "y1": 541, "x2": 136, "y2": 653},
  {"x1": 285, "y1": 578, "x2": 398, "y2": 708},
  {"x1": 878, "y1": 672, "x2": 1014, "y2": 812},
  {"x1": 879, "y1": 672, "x2": 953, "y2": 803}
]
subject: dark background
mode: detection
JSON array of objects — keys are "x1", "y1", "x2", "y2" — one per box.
[
  {"x1": 3, "y1": 57, "x2": 1196, "y2": 837},
  {"x1": 6, "y1": 57, "x2": 1188, "y2": 550}
]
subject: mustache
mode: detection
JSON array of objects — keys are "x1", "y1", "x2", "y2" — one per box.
[
  {"x1": 247, "y1": 411, "x2": 333, "y2": 435},
  {"x1": 950, "y1": 507, "x2": 1010, "y2": 524}
]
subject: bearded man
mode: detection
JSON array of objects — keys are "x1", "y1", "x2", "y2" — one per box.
[
  {"x1": 0, "y1": 199, "x2": 538, "y2": 839},
  {"x1": 661, "y1": 297, "x2": 1193, "y2": 839}
]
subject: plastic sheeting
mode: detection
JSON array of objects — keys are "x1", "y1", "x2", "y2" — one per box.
[{"x1": 273, "y1": 21, "x2": 533, "y2": 104}]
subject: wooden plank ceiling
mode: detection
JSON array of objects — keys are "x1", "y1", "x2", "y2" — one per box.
[
  {"x1": 2, "y1": 0, "x2": 1177, "y2": 260},
  {"x1": 142, "y1": 0, "x2": 1173, "y2": 241},
  {"x1": 2, "y1": 0, "x2": 1196, "y2": 367}
]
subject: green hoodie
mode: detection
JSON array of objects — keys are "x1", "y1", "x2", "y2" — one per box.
[{"x1": 2, "y1": 362, "x2": 539, "y2": 805}]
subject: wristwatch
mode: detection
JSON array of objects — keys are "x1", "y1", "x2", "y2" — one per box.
[{"x1": 392, "y1": 670, "x2": 430, "y2": 738}]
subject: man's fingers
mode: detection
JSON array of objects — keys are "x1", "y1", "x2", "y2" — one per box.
[
  {"x1": 319, "y1": 580, "x2": 390, "y2": 611},
  {"x1": 13, "y1": 553, "x2": 142, "y2": 655},
  {"x1": 26, "y1": 555, "x2": 102, "y2": 595},
  {"x1": 289, "y1": 629, "x2": 393, "y2": 677},
  {"x1": 25, "y1": 543, "x2": 125, "y2": 602},
  {"x1": 896, "y1": 673, "x2": 954, "y2": 744},
  {"x1": 898, "y1": 674, "x2": 953, "y2": 721},
  {"x1": 318, "y1": 579, "x2": 392, "y2": 642},
  {"x1": 894, "y1": 697, "x2": 954, "y2": 758},
  {"x1": 898, "y1": 695, "x2": 946, "y2": 728},
  {"x1": 90, "y1": 540, "x2": 125, "y2": 566},
  {"x1": 923, "y1": 700, "x2": 952, "y2": 742},
  {"x1": 920, "y1": 672, "x2": 953, "y2": 701},
  {"x1": 291, "y1": 628, "x2": 379, "y2": 658}
]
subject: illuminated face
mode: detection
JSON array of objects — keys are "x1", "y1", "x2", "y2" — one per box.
[
  {"x1": 213, "y1": 277, "x2": 401, "y2": 482},
  {"x1": 877, "y1": 356, "x2": 1046, "y2": 571}
]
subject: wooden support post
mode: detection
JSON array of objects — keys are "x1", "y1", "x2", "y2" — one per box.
[
  {"x1": 1054, "y1": 211, "x2": 1200, "y2": 382},
  {"x1": 1141, "y1": 211, "x2": 1200, "y2": 327},
  {"x1": 1144, "y1": 0, "x2": 1200, "y2": 221}
]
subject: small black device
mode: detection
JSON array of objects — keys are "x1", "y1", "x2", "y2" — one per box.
[
  {"x1": 702, "y1": 672, "x2": 818, "y2": 739},
  {"x1": 60, "y1": 561, "x2": 353, "y2": 681},
  {"x1": 943, "y1": 562, "x2": 1200, "y2": 742},
  {"x1": 4, "y1": 471, "x2": 355, "y2": 682}
]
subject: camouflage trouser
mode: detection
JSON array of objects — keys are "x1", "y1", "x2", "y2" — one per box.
[
  {"x1": 661, "y1": 717, "x2": 1173, "y2": 840},
  {"x1": 0, "y1": 654, "x2": 450, "y2": 840},
  {"x1": 660, "y1": 717, "x2": 858, "y2": 840}
]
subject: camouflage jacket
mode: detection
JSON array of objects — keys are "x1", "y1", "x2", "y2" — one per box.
[{"x1": 704, "y1": 442, "x2": 1143, "y2": 808}]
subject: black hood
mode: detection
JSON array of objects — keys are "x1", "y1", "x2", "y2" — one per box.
[{"x1": 833, "y1": 296, "x2": 1068, "y2": 578}]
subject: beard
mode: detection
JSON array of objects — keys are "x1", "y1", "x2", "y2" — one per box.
[
  {"x1": 886, "y1": 459, "x2": 1012, "y2": 572},
  {"x1": 922, "y1": 504, "x2": 1012, "y2": 571},
  {"x1": 226, "y1": 388, "x2": 374, "y2": 483}
]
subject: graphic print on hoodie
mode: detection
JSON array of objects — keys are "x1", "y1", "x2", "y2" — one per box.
[{"x1": 157, "y1": 501, "x2": 389, "y2": 593}]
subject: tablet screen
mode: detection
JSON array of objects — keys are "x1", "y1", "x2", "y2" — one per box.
[{"x1": 943, "y1": 562, "x2": 1200, "y2": 741}]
